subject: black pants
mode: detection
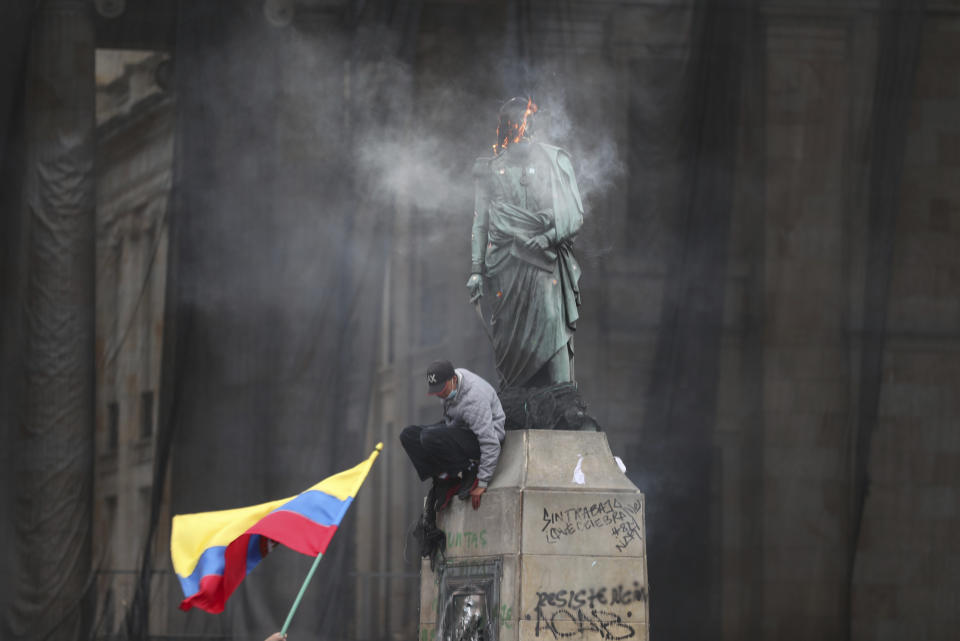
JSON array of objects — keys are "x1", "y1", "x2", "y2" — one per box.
[{"x1": 399, "y1": 422, "x2": 481, "y2": 481}]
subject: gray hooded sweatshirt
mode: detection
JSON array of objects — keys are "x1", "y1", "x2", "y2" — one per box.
[{"x1": 441, "y1": 368, "x2": 506, "y2": 486}]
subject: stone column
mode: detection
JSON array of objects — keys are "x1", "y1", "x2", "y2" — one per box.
[{"x1": 11, "y1": 2, "x2": 95, "y2": 639}]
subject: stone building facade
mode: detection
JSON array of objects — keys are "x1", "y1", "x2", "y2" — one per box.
[{"x1": 92, "y1": 50, "x2": 173, "y2": 639}]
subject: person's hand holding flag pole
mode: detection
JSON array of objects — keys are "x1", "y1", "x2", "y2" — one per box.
[{"x1": 170, "y1": 443, "x2": 384, "y2": 628}]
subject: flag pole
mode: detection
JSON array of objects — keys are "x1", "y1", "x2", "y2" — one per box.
[
  {"x1": 280, "y1": 443, "x2": 383, "y2": 636},
  {"x1": 281, "y1": 552, "x2": 324, "y2": 636}
]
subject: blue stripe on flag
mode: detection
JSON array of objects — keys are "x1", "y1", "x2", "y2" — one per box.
[
  {"x1": 273, "y1": 490, "x2": 353, "y2": 527},
  {"x1": 177, "y1": 545, "x2": 226, "y2": 597}
]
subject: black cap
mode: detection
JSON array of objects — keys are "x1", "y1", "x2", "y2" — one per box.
[{"x1": 426, "y1": 360, "x2": 456, "y2": 393}]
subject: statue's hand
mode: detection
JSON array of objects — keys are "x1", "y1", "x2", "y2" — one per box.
[
  {"x1": 466, "y1": 273, "x2": 483, "y2": 303},
  {"x1": 525, "y1": 234, "x2": 550, "y2": 251}
]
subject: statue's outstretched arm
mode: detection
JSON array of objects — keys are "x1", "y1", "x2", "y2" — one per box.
[
  {"x1": 468, "y1": 159, "x2": 491, "y2": 302},
  {"x1": 470, "y1": 160, "x2": 491, "y2": 274}
]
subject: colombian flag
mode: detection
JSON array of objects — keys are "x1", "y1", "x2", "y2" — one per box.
[{"x1": 171, "y1": 443, "x2": 382, "y2": 613}]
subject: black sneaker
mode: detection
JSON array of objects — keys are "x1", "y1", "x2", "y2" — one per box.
[
  {"x1": 457, "y1": 467, "x2": 478, "y2": 501},
  {"x1": 433, "y1": 475, "x2": 461, "y2": 513}
]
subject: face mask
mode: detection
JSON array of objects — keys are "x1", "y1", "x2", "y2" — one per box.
[{"x1": 446, "y1": 386, "x2": 458, "y2": 401}]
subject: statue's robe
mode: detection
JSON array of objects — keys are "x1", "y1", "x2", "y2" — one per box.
[{"x1": 471, "y1": 141, "x2": 584, "y2": 388}]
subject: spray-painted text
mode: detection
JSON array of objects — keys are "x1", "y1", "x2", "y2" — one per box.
[{"x1": 541, "y1": 498, "x2": 643, "y2": 550}]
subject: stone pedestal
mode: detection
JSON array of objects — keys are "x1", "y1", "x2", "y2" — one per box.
[{"x1": 420, "y1": 430, "x2": 649, "y2": 641}]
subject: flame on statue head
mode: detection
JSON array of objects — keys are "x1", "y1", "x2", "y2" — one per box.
[{"x1": 495, "y1": 97, "x2": 538, "y2": 155}]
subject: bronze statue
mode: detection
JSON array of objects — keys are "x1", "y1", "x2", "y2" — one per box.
[{"x1": 467, "y1": 97, "x2": 584, "y2": 390}]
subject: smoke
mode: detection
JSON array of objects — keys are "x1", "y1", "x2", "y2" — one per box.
[
  {"x1": 524, "y1": 83, "x2": 626, "y2": 208},
  {"x1": 346, "y1": 51, "x2": 626, "y2": 225},
  {"x1": 354, "y1": 112, "x2": 475, "y2": 214}
]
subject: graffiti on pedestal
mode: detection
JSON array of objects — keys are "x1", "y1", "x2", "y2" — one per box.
[
  {"x1": 446, "y1": 529, "x2": 488, "y2": 550},
  {"x1": 541, "y1": 497, "x2": 643, "y2": 551},
  {"x1": 526, "y1": 582, "x2": 647, "y2": 641}
]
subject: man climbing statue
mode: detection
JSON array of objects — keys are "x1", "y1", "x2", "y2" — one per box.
[{"x1": 400, "y1": 360, "x2": 505, "y2": 516}]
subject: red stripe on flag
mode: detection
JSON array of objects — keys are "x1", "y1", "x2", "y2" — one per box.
[
  {"x1": 179, "y1": 573, "x2": 226, "y2": 612},
  {"x1": 248, "y1": 509, "x2": 338, "y2": 557},
  {"x1": 179, "y1": 534, "x2": 253, "y2": 614}
]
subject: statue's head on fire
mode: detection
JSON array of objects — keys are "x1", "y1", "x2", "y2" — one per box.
[{"x1": 495, "y1": 96, "x2": 538, "y2": 155}]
